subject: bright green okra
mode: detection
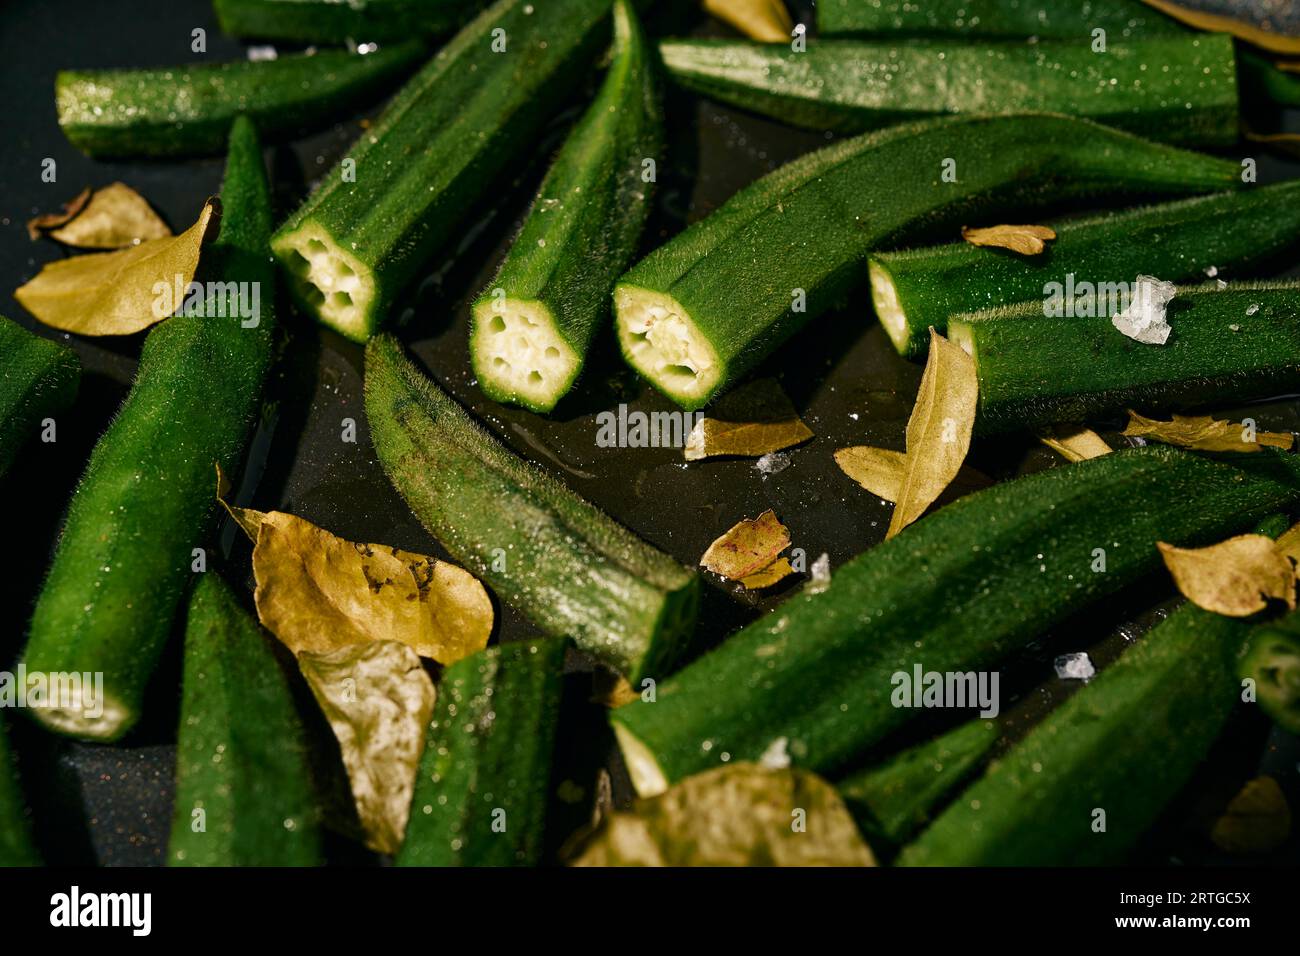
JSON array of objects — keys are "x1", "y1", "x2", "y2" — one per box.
[
  {"x1": 21, "y1": 117, "x2": 276, "y2": 742},
  {"x1": 214, "y1": 0, "x2": 484, "y2": 43},
  {"x1": 56, "y1": 43, "x2": 427, "y2": 158},
  {"x1": 168, "y1": 574, "x2": 322, "y2": 867},
  {"x1": 470, "y1": 0, "x2": 661, "y2": 413},
  {"x1": 614, "y1": 113, "x2": 1242, "y2": 410},
  {"x1": 0, "y1": 316, "x2": 80, "y2": 478}
]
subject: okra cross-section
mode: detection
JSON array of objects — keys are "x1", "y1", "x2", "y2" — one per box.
[
  {"x1": 272, "y1": 0, "x2": 616, "y2": 342},
  {"x1": 613, "y1": 113, "x2": 1243, "y2": 410}
]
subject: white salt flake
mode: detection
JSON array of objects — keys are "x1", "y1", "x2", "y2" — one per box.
[
  {"x1": 1246, "y1": 303, "x2": 1260, "y2": 316},
  {"x1": 1054, "y1": 652, "x2": 1096, "y2": 682},
  {"x1": 1229, "y1": 324, "x2": 1241, "y2": 332},
  {"x1": 807, "y1": 553, "x2": 831, "y2": 593},
  {"x1": 754, "y1": 451, "x2": 791, "y2": 475},
  {"x1": 246, "y1": 45, "x2": 278, "y2": 61},
  {"x1": 759, "y1": 736, "x2": 791, "y2": 769},
  {"x1": 1112, "y1": 275, "x2": 1176, "y2": 345},
  {"x1": 1204, "y1": 265, "x2": 1218, "y2": 277}
]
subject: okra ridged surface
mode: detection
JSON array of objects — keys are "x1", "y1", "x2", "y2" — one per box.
[
  {"x1": 272, "y1": 0, "x2": 616, "y2": 342},
  {"x1": 609, "y1": 448, "x2": 1300, "y2": 795},
  {"x1": 21, "y1": 118, "x2": 276, "y2": 741},
  {"x1": 615, "y1": 112, "x2": 1243, "y2": 410},
  {"x1": 817, "y1": 0, "x2": 1183, "y2": 40},
  {"x1": 214, "y1": 0, "x2": 482, "y2": 43},
  {"x1": 470, "y1": 0, "x2": 662, "y2": 412}
]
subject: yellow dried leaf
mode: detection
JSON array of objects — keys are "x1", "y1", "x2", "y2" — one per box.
[
  {"x1": 834, "y1": 446, "x2": 908, "y2": 500},
  {"x1": 26, "y1": 186, "x2": 92, "y2": 239},
  {"x1": 1279, "y1": 60, "x2": 1300, "y2": 74},
  {"x1": 1210, "y1": 776, "x2": 1292, "y2": 854},
  {"x1": 887, "y1": 329, "x2": 978, "y2": 538},
  {"x1": 1038, "y1": 424, "x2": 1113, "y2": 462},
  {"x1": 568, "y1": 763, "x2": 875, "y2": 866},
  {"x1": 1123, "y1": 410, "x2": 1293, "y2": 453},
  {"x1": 702, "y1": 0, "x2": 793, "y2": 42},
  {"x1": 961, "y1": 223, "x2": 1056, "y2": 255},
  {"x1": 700, "y1": 509, "x2": 794, "y2": 589},
  {"x1": 1139, "y1": 0, "x2": 1300, "y2": 55},
  {"x1": 1275, "y1": 520, "x2": 1300, "y2": 565},
  {"x1": 37, "y1": 183, "x2": 171, "y2": 249},
  {"x1": 1158, "y1": 535, "x2": 1296, "y2": 617},
  {"x1": 15, "y1": 199, "x2": 217, "y2": 336},
  {"x1": 684, "y1": 379, "x2": 812, "y2": 461},
  {"x1": 298, "y1": 641, "x2": 435, "y2": 855},
  {"x1": 1244, "y1": 129, "x2": 1300, "y2": 158},
  {"x1": 215, "y1": 466, "x2": 493, "y2": 665}
]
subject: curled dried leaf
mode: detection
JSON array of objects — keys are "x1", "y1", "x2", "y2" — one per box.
[
  {"x1": 26, "y1": 186, "x2": 92, "y2": 240},
  {"x1": 961, "y1": 223, "x2": 1056, "y2": 255},
  {"x1": 1158, "y1": 535, "x2": 1296, "y2": 617},
  {"x1": 1123, "y1": 410, "x2": 1293, "y2": 453},
  {"x1": 1038, "y1": 424, "x2": 1113, "y2": 463},
  {"x1": 215, "y1": 466, "x2": 493, "y2": 665},
  {"x1": 1139, "y1": 0, "x2": 1300, "y2": 55},
  {"x1": 684, "y1": 379, "x2": 812, "y2": 461},
  {"x1": 1210, "y1": 776, "x2": 1292, "y2": 854},
  {"x1": 834, "y1": 446, "x2": 992, "y2": 503},
  {"x1": 37, "y1": 183, "x2": 171, "y2": 249},
  {"x1": 887, "y1": 329, "x2": 978, "y2": 538},
  {"x1": 298, "y1": 641, "x2": 436, "y2": 855},
  {"x1": 702, "y1": 0, "x2": 793, "y2": 42},
  {"x1": 568, "y1": 763, "x2": 875, "y2": 866},
  {"x1": 15, "y1": 199, "x2": 218, "y2": 336},
  {"x1": 700, "y1": 509, "x2": 794, "y2": 589},
  {"x1": 1275, "y1": 520, "x2": 1300, "y2": 565}
]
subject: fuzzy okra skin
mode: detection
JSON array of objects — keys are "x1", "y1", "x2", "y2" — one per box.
[
  {"x1": 21, "y1": 118, "x2": 276, "y2": 742},
  {"x1": 168, "y1": 574, "x2": 322, "y2": 867},
  {"x1": 272, "y1": 0, "x2": 615, "y2": 343},
  {"x1": 659, "y1": 35, "x2": 1238, "y2": 146},
  {"x1": 397, "y1": 637, "x2": 567, "y2": 866},
  {"x1": 1239, "y1": 51, "x2": 1300, "y2": 108},
  {"x1": 609, "y1": 447, "x2": 1300, "y2": 796},
  {"x1": 214, "y1": 0, "x2": 484, "y2": 43},
  {"x1": 470, "y1": 0, "x2": 661, "y2": 413},
  {"x1": 0, "y1": 717, "x2": 39, "y2": 867},
  {"x1": 56, "y1": 43, "x2": 426, "y2": 159},
  {"x1": 613, "y1": 113, "x2": 1243, "y2": 411},
  {"x1": 948, "y1": 280, "x2": 1300, "y2": 433},
  {"x1": 364, "y1": 335, "x2": 699, "y2": 685},
  {"x1": 1236, "y1": 616, "x2": 1300, "y2": 735},
  {"x1": 0, "y1": 316, "x2": 80, "y2": 478},
  {"x1": 816, "y1": 0, "x2": 1181, "y2": 40},
  {"x1": 897, "y1": 578, "x2": 1275, "y2": 866},
  {"x1": 837, "y1": 718, "x2": 999, "y2": 850},
  {"x1": 871, "y1": 181, "x2": 1300, "y2": 358}
]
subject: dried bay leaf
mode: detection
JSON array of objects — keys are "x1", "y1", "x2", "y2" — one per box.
[
  {"x1": 1275, "y1": 520, "x2": 1300, "y2": 564},
  {"x1": 26, "y1": 186, "x2": 92, "y2": 240},
  {"x1": 298, "y1": 641, "x2": 436, "y2": 855},
  {"x1": 702, "y1": 0, "x2": 793, "y2": 43},
  {"x1": 1158, "y1": 535, "x2": 1296, "y2": 617},
  {"x1": 568, "y1": 763, "x2": 875, "y2": 866},
  {"x1": 886, "y1": 329, "x2": 978, "y2": 539},
  {"x1": 15, "y1": 198, "x2": 217, "y2": 336},
  {"x1": 700, "y1": 509, "x2": 795, "y2": 589},
  {"x1": 961, "y1": 223, "x2": 1056, "y2": 255},
  {"x1": 1139, "y1": 0, "x2": 1300, "y2": 55},
  {"x1": 834, "y1": 446, "x2": 992, "y2": 504},
  {"x1": 1210, "y1": 776, "x2": 1292, "y2": 854},
  {"x1": 684, "y1": 379, "x2": 812, "y2": 461},
  {"x1": 216, "y1": 467, "x2": 494, "y2": 665},
  {"x1": 1124, "y1": 410, "x2": 1293, "y2": 453},
  {"x1": 1038, "y1": 424, "x2": 1113, "y2": 462},
  {"x1": 34, "y1": 182, "x2": 171, "y2": 249}
]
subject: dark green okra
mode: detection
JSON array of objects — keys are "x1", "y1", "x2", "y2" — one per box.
[
  {"x1": 0, "y1": 316, "x2": 80, "y2": 478},
  {"x1": 398, "y1": 637, "x2": 567, "y2": 866},
  {"x1": 837, "y1": 718, "x2": 999, "y2": 850},
  {"x1": 614, "y1": 113, "x2": 1242, "y2": 411},
  {"x1": 871, "y1": 181, "x2": 1300, "y2": 358},
  {"x1": 22, "y1": 117, "x2": 276, "y2": 741},
  {"x1": 470, "y1": 0, "x2": 661, "y2": 412},
  {"x1": 272, "y1": 0, "x2": 616, "y2": 342},
  {"x1": 56, "y1": 43, "x2": 427, "y2": 158},
  {"x1": 659, "y1": 35, "x2": 1238, "y2": 146},
  {"x1": 168, "y1": 574, "x2": 322, "y2": 867},
  {"x1": 609, "y1": 448, "x2": 1300, "y2": 795},
  {"x1": 0, "y1": 717, "x2": 39, "y2": 867},
  {"x1": 364, "y1": 334, "x2": 699, "y2": 685},
  {"x1": 214, "y1": 0, "x2": 484, "y2": 43},
  {"x1": 1237, "y1": 617, "x2": 1300, "y2": 735},
  {"x1": 816, "y1": 0, "x2": 1181, "y2": 40},
  {"x1": 948, "y1": 280, "x2": 1300, "y2": 433}
]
